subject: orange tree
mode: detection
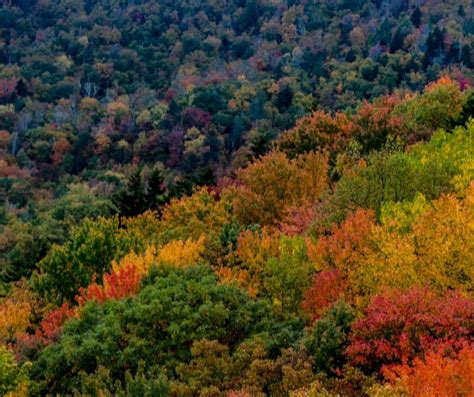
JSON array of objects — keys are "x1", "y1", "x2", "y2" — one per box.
[{"x1": 223, "y1": 151, "x2": 328, "y2": 226}]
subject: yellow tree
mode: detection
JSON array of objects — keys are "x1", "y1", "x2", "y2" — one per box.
[
  {"x1": 157, "y1": 236, "x2": 206, "y2": 267},
  {"x1": 158, "y1": 187, "x2": 232, "y2": 243},
  {"x1": 0, "y1": 282, "x2": 35, "y2": 343},
  {"x1": 350, "y1": 184, "x2": 474, "y2": 305}
]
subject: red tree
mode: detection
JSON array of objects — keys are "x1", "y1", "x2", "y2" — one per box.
[
  {"x1": 302, "y1": 269, "x2": 349, "y2": 322},
  {"x1": 0, "y1": 78, "x2": 17, "y2": 102},
  {"x1": 346, "y1": 287, "x2": 474, "y2": 374},
  {"x1": 76, "y1": 264, "x2": 142, "y2": 305}
]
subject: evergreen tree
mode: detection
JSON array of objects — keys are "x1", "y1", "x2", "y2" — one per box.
[
  {"x1": 424, "y1": 26, "x2": 446, "y2": 66},
  {"x1": 345, "y1": 49, "x2": 356, "y2": 62},
  {"x1": 379, "y1": 18, "x2": 392, "y2": 46},
  {"x1": 276, "y1": 85, "x2": 294, "y2": 112},
  {"x1": 145, "y1": 168, "x2": 168, "y2": 214},
  {"x1": 112, "y1": 168, "x2": 170, "y2": 220},
  {"x1": 112, "y1": 168, "x2": 147, "y2": 219},
  {"x1": 461, "y1": 44, "x2": 472, "y2": 67},
  {"x1": 390, "y1": 28, "x2": 406, "y2": 52},
  {"x1": 458, "y1": 91, "x2": 474, "y2": 125},
  {"x1": 411, "y1": 6, "x2": 422, "y2": 28}
]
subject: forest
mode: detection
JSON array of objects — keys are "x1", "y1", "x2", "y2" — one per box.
[{"x1": 1, "y1": 0, "x2": 474, "y2": 396}]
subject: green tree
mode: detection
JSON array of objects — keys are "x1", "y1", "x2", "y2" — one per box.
[
  {"x1": 32, "y1": 217, "x2": 139, "y2": 304},
  {"x1": 112, "y1": 168, "x2": 168, "y2": 220},
  {"x1": 0, "y1": 346, "x2": 30, "y2": 395},
  {"x1": 145, "y1": 168, "x2": 167, "y2": 214},
  {"x1": 112, "y1": 169, "x2": 147, "y2": 219},
  {"x1": 29, "y1": 266, "x2": 298, "y2": 395},
  {"x1": 263, "y1": 237, "x2": 313, "y2": 317},
  {"x1": 305, "y1": 301, "x2": 355, "y2": 374}
]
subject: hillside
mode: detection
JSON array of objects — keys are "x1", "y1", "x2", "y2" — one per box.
[{"x1": 1, "y1": 1, "x2": 474, "y2": 396}]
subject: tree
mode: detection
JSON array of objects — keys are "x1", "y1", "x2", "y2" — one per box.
[
  {"x1": 318, "y1": 185, "x2": 473, "y2": 305},
  {"x1": 458, "y1": 90, "x2": 474, "y2": 125},
  {"x1": 346, "y1": 287, "x2": 474, "y2": 374},
  {"x1": 461, "y1": 44, "x2": 472, "y2": 67},
  {"x1": 144, "y1": 168, "x2": 167, "y2": 213},
  {"x1": 15, "y1": 302, "x2": 77, "y2": 361},
  {"x1": 224, "y1": 151, "x2": 328, "y2": 226},
  {"x1": 305, "y1": 301, "x2": 355, "y2": 375},
  {"x1": 332, "y1": 120, "x2": 474, "y2": 217},
  {"x1": 411, "y1": 6, "x2": 422, "y2": 28},
  {"x1": 352, "y1": 95, "x2": 408, "y2": 152},
  {"x1": 310, "y1": 208, "x2": 375, "y2": 273},
  {"x1": 112, "y1": 168, "x2": 168, "y2": 220},
  {"x1": 0, "y1": 281, "x2": 34, "y2": 343},
  {"x1": 276, "y1": 110, "x2": 354, "y2": 159},
  {"x1": 158, "y1": 187, "x2": 232, "y2": 244},
  {"x1": 176, "y1": 338, "x2": 313, "y2": 395},
  {"x1": 0, "y1": 78, "x2": 17, "y2": 104},
  {"x1": 0, "y1": 346, "x2": 29, "y2": 396},
  {"x1": 302, "y1": 270, "x2": 349, "y2": 322},
  {"x1": 234, "y1": 227, "x2": 281, "y2": 296},
  {"x1": 424, "y1": 27, "x2": 446, "y2": 66},
  {"x1": 50, "y1": 138, "x2": 72, "y2": 166},
  {"x1": 1, "y1": 182, "x2": 112, "y2": 282},
  {"x1": 262, "y1": 237, "x2": 312, "y2": 316},
  {"x1": 33, "y1": 217, "x2": 140, "y2": 304},
  {"x1": 112, "y1": 169, "x2": 147, "y2": 219},
  {"x1": 383, "y1": 347, "x2": 474, "y2": 396},
  {"x1": 29, "y1": 266, "x2": 297, "y2": 395},
  {"x1": 76, "y1": 263, "x2": 142, "y2": 305},
  {"x1": 156, "y1": 236, "x2": 205, "y2": 267},
  {"x1": 402, "y1": 76, "x2": 465, "y2": 134}
]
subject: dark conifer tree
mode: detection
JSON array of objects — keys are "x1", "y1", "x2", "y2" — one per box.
[
  {"x1": 112, "y1": 168, "x2": 147, "y2": 220},
  {"x1": 276, "y1": 85, "x2": 294, "y2": 112},
  {"x1": 379, "y1": 18, "x2": 392, "y2": 46},
  {"x1": 458, "y1": 91, "x2": 474, "y2": 126},
  {"x1": 345, "y1": 49, "x2": 356, "y2": 62},
  {"x1": 145, "y1": 168, "x2": 168, "y2": 214},
  {"x1": 461, "y1": 44, "x2": 472, "y2": 67},
  {"x1": 411, "y1": 6, "x2": 422, "y2": 28},
  {"x1": 424, "y1": 26, "x2": 446, "y2": 67},
  {"x1": 390, "y1": 28, "x2": 405, "y2": 52}
]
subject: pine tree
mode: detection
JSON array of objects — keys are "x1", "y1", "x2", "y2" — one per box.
[
  {"x1": 424, "y1": 26, "x2": 446, "y2": 66},
  {"x1": 145, "y1": 168, "x2": 168, "y2": 214},
  {"x1": 379, "y1": 18, "x2": 392, "y2": 46},
  {"x1": 461, "y1": 44, "x2": 472, "y2": 67},
  {"x1": 112, "y1": 168, "x2": 147, "y2": 219},
  {"x1": 411, "y1": 6, "x2": 422, "y2": 28},
  {"x1": 459, "y1": 91, "x2": 474, "y2": 125},
  {"x1": 390, "y1": 28, "x2": 405, "y2": 52}
]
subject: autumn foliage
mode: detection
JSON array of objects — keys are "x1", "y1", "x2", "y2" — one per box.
[
  {"x1": 76, "y1": 264, "x2": 142, "y2": 305},
  {"x1": 225, "y1": 151, "x2": 328, "y2": 226},
  {"x1": 156, "y1": 236, "x2": 205, "y2": 267},
  {"x1": 0, "y1": 283, "x2": 33, "y2": 343},
  {"x1": 276, "y1": 110, "x2": 354, "y2": 158},
  {"x1": 346, "y1": 287, "x2": 474, "y2": 373},
  {"x1": 1, "y1": 76, "x2": 474, "y2": 395},
  {"x1": 38, "y1": 303, "x2": 76, "y2": 341},
  {"x1": 309, "y1": 208, "x2": 375, "y2": 272},
  {"x1": 15, "y1": 302, "x2": 76, "y2": 362},
  {"x1": 76, "y1": 236, "x2": 206, "y2": 306},
  {"x1": 302, "y1": 269, "x2": 348, "y2": 322},
  {"x1": 383, "y1": 347, "x2": 474, "y2": 397}
]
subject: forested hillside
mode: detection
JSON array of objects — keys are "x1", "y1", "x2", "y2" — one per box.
[{"x1": 1, "y1": 0, "x2": 474, "y2": 396}]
